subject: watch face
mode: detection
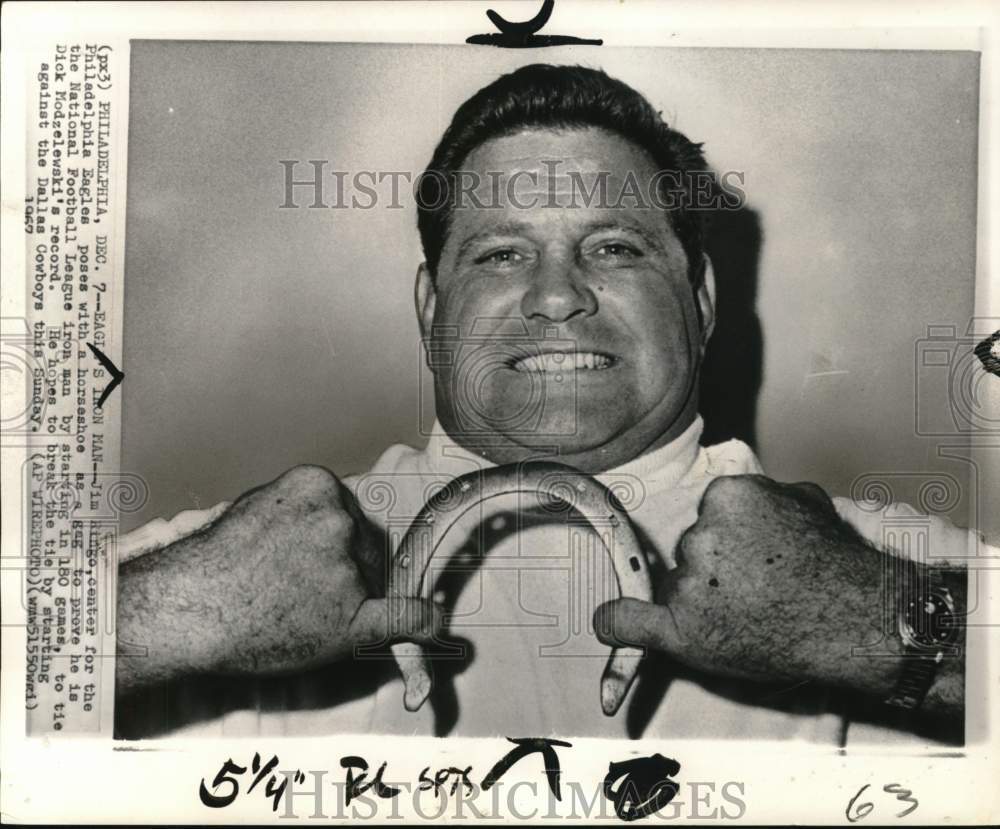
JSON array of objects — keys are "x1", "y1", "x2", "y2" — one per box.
[{"x1": 904, "y1": 591, "x2": 958, "y2": 648}]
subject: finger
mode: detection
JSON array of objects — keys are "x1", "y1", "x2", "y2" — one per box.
[
  {"x1": 593, "y1": 597, "x2": 679, "y2": 652},
  {"x1": 696, "y1": 474, "x2": 746, "y2": 516},
  {"x1": 346, "y1": 596, "x2": 446, "y2": 649},
  {"x1": 675, "y1": 521, "x2": 716, "y2": 571},
  {"x1": 391, "y1": 640, "x2": 433, "y2": 712},
  {"x1": 791, "y1": 480, "x2": 835, "y2": 510},
  {"x1": 348, "y1": 523, "x2": 393, "y2": 598},
  {"x1": 601, "y1": 646, "x2": 644, "y2": 716},
  {"x1": 339, "y1": 489, "x2": 393, "y2": 595},
  {"x1": 348, "y1": 597, "x2": 448, "y2": 711}
]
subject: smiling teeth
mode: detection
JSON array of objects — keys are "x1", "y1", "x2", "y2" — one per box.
[{"x1": 513, "y1": 352, "x2": 612, "y2": 373}]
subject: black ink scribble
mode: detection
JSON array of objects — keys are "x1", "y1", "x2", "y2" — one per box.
[
  {"x1": 86, "y1": 342, "x2": 124, "y2": 406},
  {"x1": 466, "y1": 0, "x2": 602, "y2": 48},
  {"x1": 488, "y1": 0, "x2": 554, "y2": 36},
  {"x1": 602, "y1": 753, "x2": 681, "y2": 822},
  {"x1": 340, "y1": 756, "x2": 401, "y2": 806},
  {"x1": 481, "y1": 737, "x2": 572, "y2": 800},
  {"x1": 974, "y1": 329, "x2": 1000, "y2": 377}
]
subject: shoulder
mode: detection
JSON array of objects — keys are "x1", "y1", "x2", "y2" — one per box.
[
  {"x1": 699, "y1": 438, "x2": 766, "y2": 479},
  {"x1": 342, "y1": 441, "x2": 428, "y2": 493},
  {"x1": 343, "y1": 440, "x2": 441, "y2": 527},
  {"x1": 832, "y1": 495, "x2": 983, "y2": 564}
]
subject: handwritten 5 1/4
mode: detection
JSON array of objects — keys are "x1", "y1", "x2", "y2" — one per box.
[{"x1": 846, "y1": 783, "x2": 918, "y2": 822}]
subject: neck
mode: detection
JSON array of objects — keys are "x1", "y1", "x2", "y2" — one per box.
[{"x1": 441, "y1": 397, "x2": 701, "y2": 475}]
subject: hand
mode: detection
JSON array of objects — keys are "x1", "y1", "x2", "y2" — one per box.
[
  {"x1": 117, "y1": 465, "x2": 444, "y2": 693},
  {"x1": 594, "y1": 474, "x2": 896, "y2": 694}
]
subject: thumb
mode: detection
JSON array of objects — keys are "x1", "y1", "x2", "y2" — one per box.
[
  {"x1": 347, "y1": 596, "x2": 446, "y2": 650},
  {"x1": 593, "y1": 597, "x2": 678, "y2": 653}
]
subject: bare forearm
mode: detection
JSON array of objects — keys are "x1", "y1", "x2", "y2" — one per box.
[{"x1": 115, "y1": 533, "x2": 223, "y2": 696}]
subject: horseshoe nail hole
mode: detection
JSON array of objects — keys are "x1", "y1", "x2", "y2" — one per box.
[
  {"x1": 489, "y1": 515, "x2": 506, "y2": 531},
  {"x1": 708, "y1": 577, "x2": 719, "y2": 588},
  {"x1": 629, "y1": 556, "x2": 641, "y2": 572},
  {"x1": 766, "y1": 557, "x2": 774, "y2": 565}
]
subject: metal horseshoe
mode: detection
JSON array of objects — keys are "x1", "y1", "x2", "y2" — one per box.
[{"x1": 388, "y1": 461, "x2": 652, "y2": 716}]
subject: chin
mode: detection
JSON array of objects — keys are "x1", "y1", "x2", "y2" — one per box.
[{"x1": 504, "y1": 419, "x2": 623, "y2": 459}]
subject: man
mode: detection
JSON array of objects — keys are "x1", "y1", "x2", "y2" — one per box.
[{"x1": 116, "y1": 64, "x2": 971, "y2": 742}]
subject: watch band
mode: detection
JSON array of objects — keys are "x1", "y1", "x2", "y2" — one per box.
[{"x1": 886, "y1": 652, "x2": 943, "y2": 710}]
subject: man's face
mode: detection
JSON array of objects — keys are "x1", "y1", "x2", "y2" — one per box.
[{"x1": 418, "y1": 127, "x2": 712, "y2": 472}]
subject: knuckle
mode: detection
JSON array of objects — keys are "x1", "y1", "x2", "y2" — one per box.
[
  {"x1": 703, "y1": 473, "x2": 745, "y2": 502},
  {"x1": 702, "y1": 473, "x2": 772, "y2": 510},
  {"x1": 794, "y1": 480, "x2": 833, "y2": 505},
  {"x1": 276, "y1": 466, "x2": 359, "y2": 541},
  {"x1": 313, "y1": 505, "x2": 355, "y2": 542},
  {"x1": 679, "y1": 523, "x2": 714, "y2": 558},
  {"x1": 280, "y1": 464, "x2": 345, "y2": 506}
]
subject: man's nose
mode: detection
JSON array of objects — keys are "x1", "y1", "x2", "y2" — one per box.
[{"x1": 520, "y1": 256, "x2": 598, "y2": 323}]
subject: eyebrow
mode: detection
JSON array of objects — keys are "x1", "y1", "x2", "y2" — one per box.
[
  {"x1": 580, "y1": 220, "x2": 667, "y2": 255},
  {"x1": 455, "y1": 221, "x2": 534, "y2": 263},
  {"x1": 454, "y1": 218, "x2": 668, "y2": 263}
]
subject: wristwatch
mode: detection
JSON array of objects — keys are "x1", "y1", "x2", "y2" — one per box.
[{"x1": 886, "y1": 586, "x2": 959, "y2": 710}]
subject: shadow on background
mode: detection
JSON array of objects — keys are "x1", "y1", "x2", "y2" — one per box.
[{"x1": 700, "y1": 205, "x2": 763, "y2": 450}]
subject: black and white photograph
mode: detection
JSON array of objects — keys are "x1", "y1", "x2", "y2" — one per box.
[
  {"x1": 116, "y1": 40, "x2": 984, "y2": 741},
  {"x1": 2, "y1": 1, "x2": 999, "y2": 824}
]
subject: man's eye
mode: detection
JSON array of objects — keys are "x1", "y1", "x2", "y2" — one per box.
[
  {"x1": 476, "y1": 249, "x2": 524, "y2": 267},
  {"x1": 594, "y1": 243, "x2": 641, "y2": 259}
]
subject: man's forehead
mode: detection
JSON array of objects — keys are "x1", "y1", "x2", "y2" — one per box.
[
  {"x1": 462, "y1": 126, "x2": 657, "y2": 182},
  {"x1": 440, "y1": 126, "x2": 674, "y2": 241}
]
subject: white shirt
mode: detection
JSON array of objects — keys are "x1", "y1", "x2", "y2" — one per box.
[{"x1": 118, "y1": 417, "x2": 975, "y2": 744}]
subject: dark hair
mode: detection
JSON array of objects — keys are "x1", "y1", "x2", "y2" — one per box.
[{"x1": 416, "y1": 63, "x2": 712, "y2": 285}]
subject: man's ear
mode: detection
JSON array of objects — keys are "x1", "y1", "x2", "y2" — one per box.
[
  {"x1": 415, "y1": 263, "x2": 438, "y2": 366},
  {"x1": 696, "y1": 254, "x2": 717, "y2": 349}
]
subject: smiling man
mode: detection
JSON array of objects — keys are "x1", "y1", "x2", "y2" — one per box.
[{"x1": 115, "y1": 64, "x2": 973, "y2": 743}]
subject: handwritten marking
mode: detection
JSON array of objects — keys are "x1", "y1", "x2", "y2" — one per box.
[
  {"x1": 466, "y1": 0, "x2": 603, "y2": 47},
  {"x1": 883, "y1": 783, "x2": 919, "y2": 818},
  {"x1": 846, "y1": 782, "x2": 919, "y2": 822},
  {"x1": 86, "y1": 342, "x2": 124, "y2": 406}
]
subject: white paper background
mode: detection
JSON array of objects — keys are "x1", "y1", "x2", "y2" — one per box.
[{"x1": 2, "y1": 1, "x2": 998, "y2": 824}]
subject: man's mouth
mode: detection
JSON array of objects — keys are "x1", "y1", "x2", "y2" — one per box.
[{"x1": 510, "y1": 351, "x2": 617, "y2": 373}]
